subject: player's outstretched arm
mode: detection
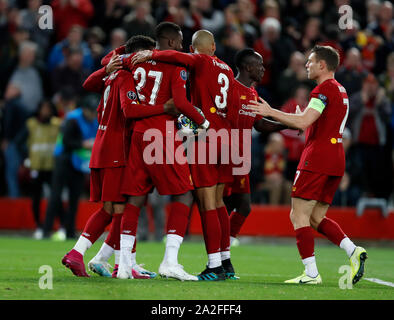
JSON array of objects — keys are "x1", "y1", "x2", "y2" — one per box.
[
  {"x1": 83, "y1": 67, "x2": 108, "y2": 93},
  {"x1": 101, "y1": 46, "x2": 126, "y2": 66},
  {"x1": 119, "y1": 73, "x2": 168, "y2": 119},
  {"x1": 247, "y1": 97, "x2": 321, "y2": 131},
  {"x1": 83, "y1": 54, "x2": 122, "y2": 93},
  {"x1": 253, "y1": 117, "x2": 288, "y2": 133},
  {"x1": 130, "y1": 49, "x2": 199, "y2": 70},
  {"x1": 170, "y1": 68, "x2": 208, "y2": 127}
]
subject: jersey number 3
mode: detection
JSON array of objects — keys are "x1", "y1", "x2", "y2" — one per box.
[{"x1": 215, "y1": 73, "x2": 229, "y2": 110}]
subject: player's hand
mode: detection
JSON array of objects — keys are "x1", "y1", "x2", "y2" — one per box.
[
  {"x1": 295, "y1": 105, "x2": 304, "y2": 135},
  {"x1": 131, "y1": 50, "x2": 153, "y2": 66},
  {"x1": 247, "y1": 97, "x2": 272, "y2": 117},
  {"x1": 164, "y1": 98, "x2": 180, "y2": 116},
  {"x1": 105, "y1": 53, "x2": 122, "y2": 74}
]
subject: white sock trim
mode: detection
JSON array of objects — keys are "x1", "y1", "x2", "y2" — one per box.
[
  {"x1": 73, "y1": 236, "x2": 92, "y2": 256},
  {"x1": 340, "y1": 237, "x2": 356, "y2": 258},
  {"x1": 208, "y1": 252, "x2": 222, "y2": 268},
  {"x1": 94, "y1": 242, "x2": 114, "y2": 262},
  {"x1": 302, "y1": 256, "x2": 319, "y2": 278}
]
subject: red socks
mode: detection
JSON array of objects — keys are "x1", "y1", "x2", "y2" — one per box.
[
  {"x1": 166, "y1": 202, "x2": 190, "y2": 237},
  {"x1": 82, "y1": 208, "x2": 112, "y2": 244},
  {"x1": 295, "y1": 226, "x2": 315, "y2": 259},
  {"x1": 121, "y1": 204, "x2": 140, "y2": 236},
  {"x1": 200, "y1": 209, "x2": 221, "y2": 254},
  {"x1": 105, "y1": 213, "x2": 122, "y2": 250},
  {"x1": 317, "y1": 217, "x2": 346, "y2": 246},
  {"x1": 217, "y1": 206, "x2": 230, "y2": 252},
  {"x1": 230, "y1": 211, "x2": 247, "y2": 238}
]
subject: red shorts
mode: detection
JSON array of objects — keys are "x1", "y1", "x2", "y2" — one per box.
[
  {"x1": 291, "y1": 169, "x2": 342, "y2": 204},
  {"x1": 90, "y1": 167, "x2": 126, "y2": 202},
  {"x1": 223, "y1": 174, "x2": 250, "y2": 197},
  {"x1": 122, "y1": 131, "x2": 194, "y2": 196},
  {"x1": 187, "y1": 138, "x2": 233, "y2": 188}
]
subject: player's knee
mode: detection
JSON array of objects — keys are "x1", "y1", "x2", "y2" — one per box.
[
  {"x1": 237, "y1": 198, "x2": 251, "y2": 217},
  {"x1": 103, "y1": 202, "x2": 114, "y2": 214},
  {"x1": 128, "y1": 196, "x2": 146, "y2": 208},
  {"x1": 310, "y1": 215, "x2": 324, "y2": 230},
  {"x1": 173, "y1": 191, "x2": 193, "y2": 207}
]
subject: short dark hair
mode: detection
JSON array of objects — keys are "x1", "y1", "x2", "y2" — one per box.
[
  {"x1": 311, "y1": 45, "x2": 340, "y2": 71},
  {"x1": 125, "y1": 35, "x2": 156, "y2": 53},
  {"x1": 155, "y1": 22, "x2": 181, "y2": 41},
  {"x1": 234, "y1": 48, "x2": 258, "y2": 70}
]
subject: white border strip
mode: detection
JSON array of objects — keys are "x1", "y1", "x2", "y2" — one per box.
[{"x1": 364, "y1": 278, "x2": 394, "y2": 288}]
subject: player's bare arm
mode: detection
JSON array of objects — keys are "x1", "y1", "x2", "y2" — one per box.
[
  {"x1": 105, "y1": 53, "x2": 122, "y2": 74},
  {"x1": 247, "y1": 97, "x2": 321, "y2": 132}
]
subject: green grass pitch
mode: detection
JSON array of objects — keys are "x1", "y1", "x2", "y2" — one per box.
[{"x1": 0, "y1": 236, "x2": 393, "y2": 300}]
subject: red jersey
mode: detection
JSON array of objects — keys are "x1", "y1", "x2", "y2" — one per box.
[
  {"x1": 84, "y1": 69, "x2": 136, "y2": 168},
  {"x1": 130, "y1": 60, "x2": 205, "y2": 136},
  {"x1": 298, "y1": 78, "x2": 349, "y2": 176},
  {"x1": 141, "y1": 50, "x2": 239, "y2": 131},
  {"x1": 234, "y1": 80, "x2": 261, "y2": 129},
  {"x1": 233, "y1": 80, "x2": 261, "y2": 157}
]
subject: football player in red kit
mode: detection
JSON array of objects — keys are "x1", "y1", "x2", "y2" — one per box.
[
  {"x1": 62, "y1": 36, "x2": 175, "y2": 278},
  {"x1": 224, "y1": 48, "x2": 287, "y2": 247},
  {"x1": 130, "y1": 30, "x2": 241, "y2": 281},
  {"x1": 248, "y1": 45, "x2": 367, "y2": 285},
  {"x1": 116, "y1": 22, "x2": 209, "y2": 281}
]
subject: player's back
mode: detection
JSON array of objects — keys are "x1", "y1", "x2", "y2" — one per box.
[
  {"x1": 298, "y1": 78, "x2": 349, "y2": 176},
  {"x1": 90, "y1": 70, "x2": 132, "y2": 169},
  {"x1": 132, "y1": 60, "x2": 180, "y2": 135},
  {"x1": 189, "y1": 54, "x2": 237, "y2": 130}
]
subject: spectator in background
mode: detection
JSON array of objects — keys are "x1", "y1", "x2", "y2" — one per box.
[
  {"x1": 367, "y1": 1, "x2": 393, "y2": 40},
  {"x1": 260, "y1": 0, "x2": 281, "y2": 22},
  {"x1": 52, "y1": 86, "x2": 78, "y2": 118},
  {"x1": 216, "y1": 5, "x2": 246, "y2": 72},
  {"x1": 257, "y1": 132, "x2": 292, "y2": 205},
  {"x1": 305, "y1": 0, "x2": 324, "y2": 18},
  {"x1": 236, "y1": 0, "x2": 260, "y2": 47},
  {"x1": 336, "y1": 47, "x2": 368, "y2": 97},
  {"x1": 52, "y1": 0, "x2": 94, "y2": 41},
  {"x1": 4, "y1": 40, "x2": 43, "y2": 115},
  {"x1": 23, "y1": 100, "x2": 61, "y2": 239},
  {"x1": 19, "y1": 0, "x2": 53, "y2": 59},
  {"x1": 51, "y1": 46, "x2": 90, "y2": 97},
  {"x1": 190, "y1": 0, "x2": 225, "y2": 34},
  {"x1": 42, "y1": 94, "x2": 99, "y2": 240},
  {"x1": 298, "y1": 17, "x2": 321, "y2": 53},
  {"x1": 48, "y1": 25, "x2": 94, "y2": 72},
  {"x1": 366, "y1": 0, "x2": 381, "y2": 26},
  {"x1": 280, "y1": 85, "x2": 309, "y2": 181},
  {"x1": 1, "y1": 97, "x2": 27, "y2": 198},
  {"x1": 254, "y1": 17, "x2": 296, "y2": 102},
  {"x1": 378, "y1": 51, "x2": 394, "y2": 103},
  {"x1": 332, "y1": 128, "x2": 363, "y2": 206},
  {"x1": 90, "y1": 0, "x2": 129, "y2": 36},
  {"x1": 163, "y1": 4, "x2": 200, "y2": 51},
  {"x1": 86, "y1": 26, "x2": 106, "y2": 70},
  {"x1": 348, "y1": 73, "x2": 392, "y2": 199},
  {"x1": 104, "y1": 28, "x2": 127, "y2": 56},
  {"x1": 276, "y1": 51, "x2": 314, "y2": 104},
  {"x1": 123, "y1": 1, "x2": 156, "y2": 39},
  {"x1": 0, "y1": 27, "x2": 30, "y2": 97}
]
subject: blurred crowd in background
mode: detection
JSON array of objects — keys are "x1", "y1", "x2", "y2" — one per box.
[{"x1": 0, "y1": 0, "x2": 393, "y2": 238}]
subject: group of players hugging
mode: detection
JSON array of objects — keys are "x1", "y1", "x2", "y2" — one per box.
[{"x1": 62, "y1": 21, "x2": 367, "y2": 285}]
